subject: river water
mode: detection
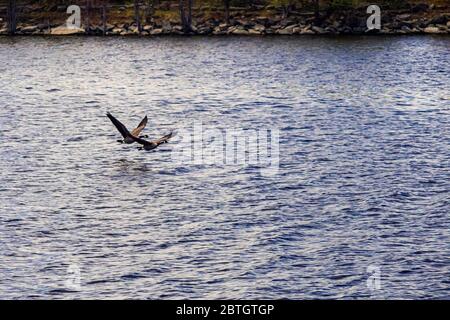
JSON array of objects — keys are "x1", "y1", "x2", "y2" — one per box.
[{"x1": 0, "y1": 36, "x2": 449, "y2": 299}]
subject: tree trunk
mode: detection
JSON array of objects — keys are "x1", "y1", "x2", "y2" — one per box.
[
  {"x1": 187, "y1": 0, "x2": 193, "y2": 26},
  {"x1": 134, "y1": 0, "x2": 141, "y2": 32},
  {"x1": 145, "y1": 0, "x2": 155, "y2": 24},
  {"x1": 179, "y1": 0, "x2": 192, "y2": 33},
  {"x1": 224, "y1": 0, "x2": 230, "y2": 24},
  {"x1": 7, "y1": 0, "x2": 17, "y2": 35},
  {"x1": 85, "y1": 0, "x2": 90, "y2": 33},
  {"x1": 102, "y1": 3, "x2": 107, "y2": 35},
  {"x1": 314, "y1": 0, "x2": 320, "y2": 21}
]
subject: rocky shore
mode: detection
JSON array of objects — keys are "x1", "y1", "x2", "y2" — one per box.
[{"x1": 1, "y1": 4, "x2": 449, "y2": 36}]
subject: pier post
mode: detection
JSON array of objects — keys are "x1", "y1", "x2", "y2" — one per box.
[
  {"x1": 6, "y1": 0, "x2": 17, "y2": 35},
  {"x1": 134, "y1": 0, "x2": 141, "y2": 33},
  {"x1": 102, "y1": 3, "x2": 107, "y2": 35},
  {"x1": 85, "y1": 0, "x2": 90, "y2": 34}
]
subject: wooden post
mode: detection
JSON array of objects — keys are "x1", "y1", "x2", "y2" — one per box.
[
  {"x1": 224, "y1": 0, "x2": 230, "y2": 25},
  {"x1": 85, "y1": 0, "x2": 90, "y2": 33},
  {"x1": 134, "y1": 0, "x2": 141, "y2": 33},
  {"x1": 179, "y1": 0, "x2": 186, "y2": 32},
  {"x1": 179, "y1": 0, "x2": 191, "y2": 33},
  {"x1": 102, "y1": 3, "x2": 107, "y2": 35},
  {"x1": 7, "y1": 0, "x2": 17, "y2": 35},
  {"x1": 187, "y1": 0, "x2": 192, "y2": 26},
  {"x1": 314, "y1": 0, "x2": 320, "y2": 22}
]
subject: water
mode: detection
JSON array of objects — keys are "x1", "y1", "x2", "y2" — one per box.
[{"x1": 0, "y1": 36, "x2": 449, "y2": 299}]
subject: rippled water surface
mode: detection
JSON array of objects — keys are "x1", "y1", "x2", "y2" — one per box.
[{"x1": 0, "y1": 36, "x2": 449, "y2": 299}]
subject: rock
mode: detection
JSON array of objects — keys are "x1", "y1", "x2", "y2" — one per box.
[
  {"x1": 232, "y1": 28, "x2": 249, "y2": 35},
  {"x1": 50, "y1": 26, "x2": 85, "y2": 35},
  {"x1": 112, "y1": 27, "x2": 123, "y2": 34},
  {"x1": 190, "y1": 25, "x2": 198, "y2": 33},
  {"x1": 128, "y1": 26, "x2": 139, "y2": 34},
  {"x1": 428, "y1": 15, "x2": 448, "y2": 26},
  {"x1": 253, "y1": 24, "x2": 265, "y2": 32},
  {"x1": 36, "y1": 23, "x2": 49, "y2": 30},
  {"x1": 401, "y1": 26, "x2": 412, "y2": 33},
  {"x1": 300, "y1": 27, "x2": 314, "y2": 35},
  {"x1": 424, "y1": 26, "x2": 441, "y2": 34},
  {"x1": 312, "y1": 26, "x2": 326, "y2": 34},
  {"x1": 21, "y1": 25, "x2": 38, "y2": 33},
  {"x1": 150, "y1": 28, "x2": 163, "y2": 35},
  {"x1": 162, "y1": 22, "x2": 172, "y2": 33},
  {"x1": 213, "y1": 27, "x2": 226, "y2": 35},
  {"x1": 277, "y1": 25, "x2": 297, "y2": 35},
  {"x1": 0, "y1": 28, "x2": 7, "y2": 35},
  {"x1": 411, "y1": 4, "x2": 428, "y2": 13},
  {"x1": 397, "y1": 14, "x2": 411, "y2": 20},
  {"x1": 197, "y1": 26, "x2": 212, "y2": 35},
  {"x1": 248, "y1": 29, "x2": 261, "y2": 35},
  {"x1": 447, "y1": 21, "x2": 450, "y2": 28},
  {"x1": 143, "y1": 25, "x2": 152, "y2": 31},
  {"x1": 380, "y1": 28, "x2": 394, "y2": 35}
]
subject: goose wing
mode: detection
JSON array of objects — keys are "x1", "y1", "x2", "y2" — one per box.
[
  {"x1": 131, "y1": 115, "x2": 148, "y2": 137},
  {"x1": 152, "y1": 132, "x2": 175, "y2": 146},
  {"x1": 106, "y1": 112, "x2": 131, "y2": 139}
]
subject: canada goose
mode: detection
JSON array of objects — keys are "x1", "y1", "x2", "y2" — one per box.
[
  {"x1": 106, "y1": 112, "x2": 148, "y2": 144},
  {"x1": 131, "y1": 132, "x2": 175, "y2": 151}
]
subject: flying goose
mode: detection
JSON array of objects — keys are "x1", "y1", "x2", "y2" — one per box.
[
  {"x1": 106, "y1": 112, "x2": 148, "y2": 144},
  {"x1": 131, "y1": 132, "x2": 175, "y2": 151}
]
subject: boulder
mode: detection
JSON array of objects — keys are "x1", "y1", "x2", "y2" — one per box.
[
  {"x1": 424, "y1": 26, "x2": 441, "y2": 34},
  {"x1": 396, "y1": 14, "x2": 411, "y2": 20},
  {"x1": 232, "y1": 28, "x2": 250, "y2": 35},
  {"x1": 428, "y1": 15, "x2": 448, "y2": 26},
  {"x1": 277, "y1": 25, "x2": 297, "y2": 35},
  {"x1": 248, "y1": 29, "x2": 261, "y2": 35},
  {"x1": 128, "y1": 26, "x2": 139, "y2": 34},
  {"x1": 150, "y1": 28, "x2": 163, "y2": 35},
  {"x1": 253, "y1": 24, "x2": 265, "y2": 32},
  {"x1": 411, "y1": 4, "x2": 428, "y2": 13},
  {"x1": 312, "y1": 26, "x2": 326, "y2": 34},
  {"x1": 112, "y1": 27, "x2": 123, "y2": 34},
  {"x1": 213, "y1": 28, "x2": 226, "y2": 35},
  {"x1": 50, "y1": 26, "x2": 85, "y2": 35},
  {"x1": 300, "y1": 27, "x2": 314, "y2": 35},
  {"x1": 21, "y1": 25, "x2": 38, "y2": 33}
]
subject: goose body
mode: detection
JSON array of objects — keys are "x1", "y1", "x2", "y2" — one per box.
[{"x1": 131, "y1": 132, "x2": 175, "y2": 151}]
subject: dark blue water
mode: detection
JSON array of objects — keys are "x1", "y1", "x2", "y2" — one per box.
[{"x1": 0, "y1": 36, "x2": 449, "y2": 299}]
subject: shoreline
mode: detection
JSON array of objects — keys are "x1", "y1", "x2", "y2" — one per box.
[{"x1": 1, "y1": 5, "x2": 449, "y2": 36}]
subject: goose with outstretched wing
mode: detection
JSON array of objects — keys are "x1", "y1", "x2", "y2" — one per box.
[
  {"x1": 106, "y1": 112, "x2": 148, "y2": 144},
  {"x1": 131, "y1": 132, "x2": 175, "y2": 151}
]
